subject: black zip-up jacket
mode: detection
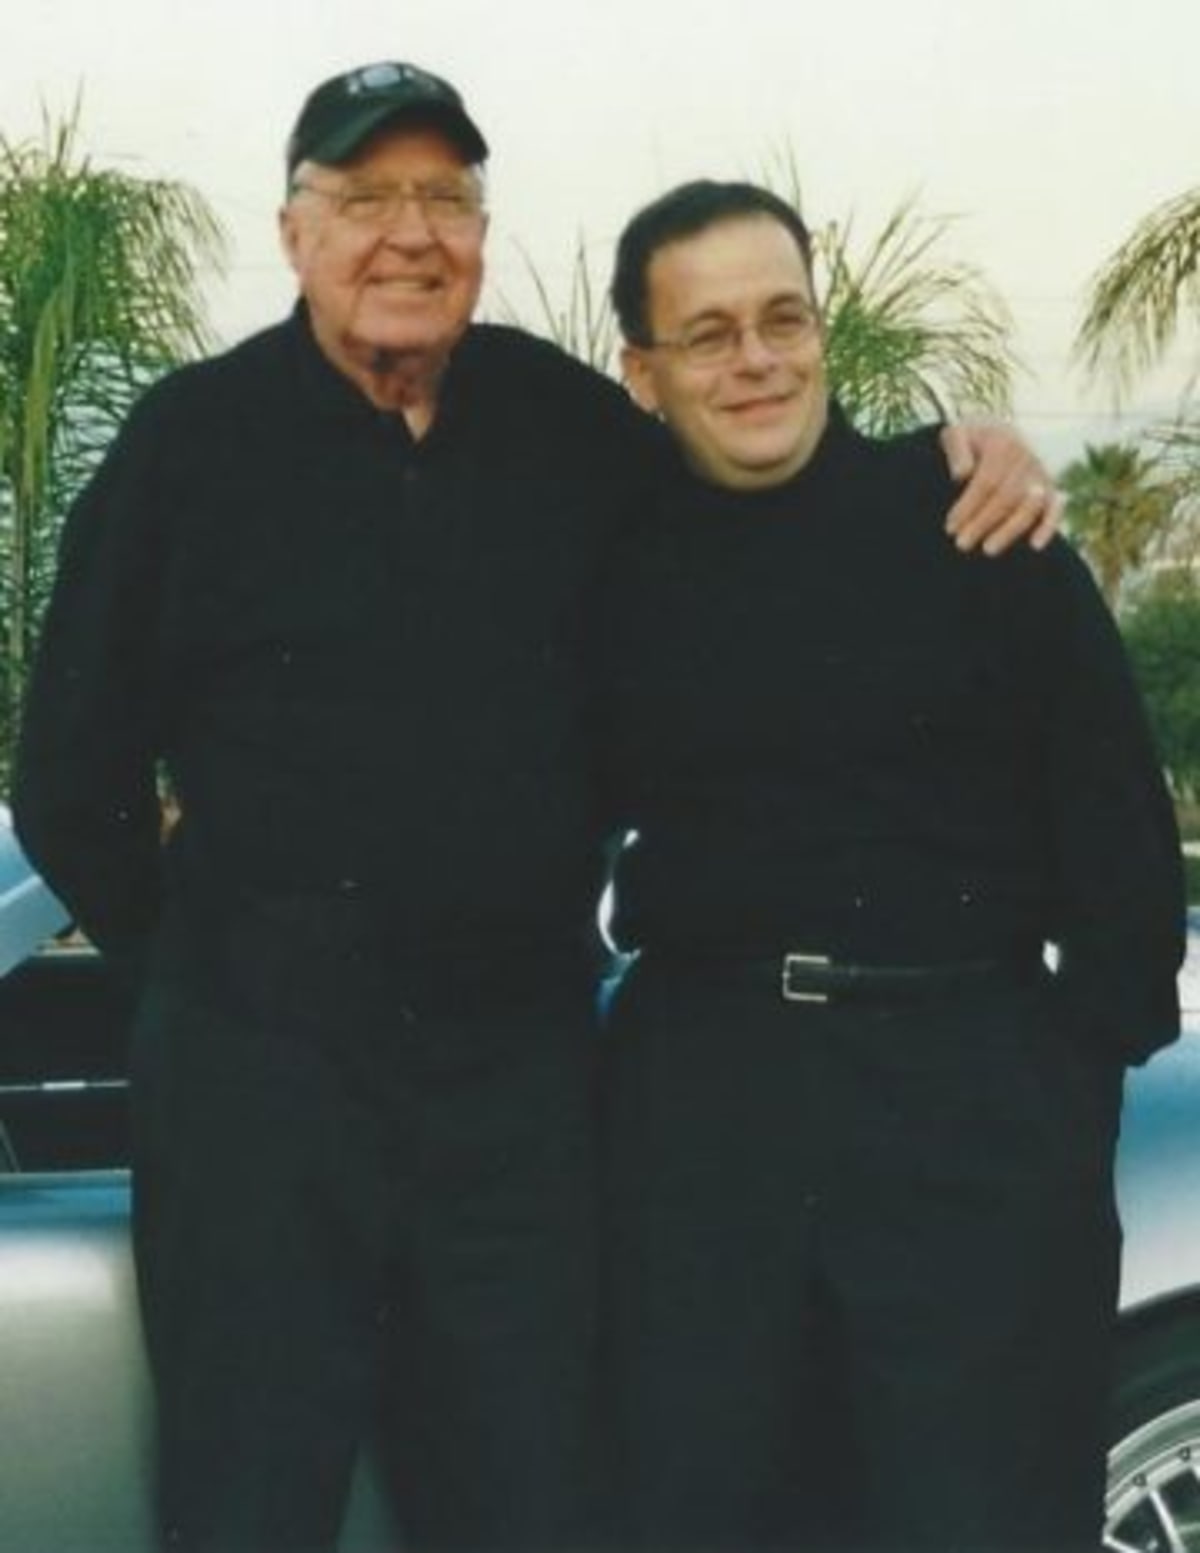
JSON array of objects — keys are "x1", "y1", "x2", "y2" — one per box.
[{"x1": 14, "y1": 308, "x2": 647, "y2": 975}]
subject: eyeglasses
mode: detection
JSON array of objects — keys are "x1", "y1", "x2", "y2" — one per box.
[
  {"x1": 646, "y1": 303, "x2": 819, "y2": 367},
  {"x1": 291, "y1": 179, "x2": 485, "y2": 232}
]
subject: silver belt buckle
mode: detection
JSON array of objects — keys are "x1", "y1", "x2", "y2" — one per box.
[{"x1": 781, "y1": 952, "x2": 832, "y2": 1004}]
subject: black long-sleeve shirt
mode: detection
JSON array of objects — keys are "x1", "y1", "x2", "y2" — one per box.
[
  {"x1": 14, "y1": 308, "x2": 647, "y2": 967},
  {"x1": 598, "y1": 406, "x2": 1185, "y2": 1063}
]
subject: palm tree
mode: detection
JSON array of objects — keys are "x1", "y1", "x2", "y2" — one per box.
[
  {"x1": 1059, "y1": 441, "x2": 1178, "y2": 609},
  {"x1": 1075, "y1": 186, "x2": 1200, "y2": 396},
  {"x1": 0, "y1": 107, "x2": 226, "y2": 783}
]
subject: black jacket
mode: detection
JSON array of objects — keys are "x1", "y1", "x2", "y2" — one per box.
[
  {"x1": 598, "y1": 406, "x2": 1186, "y2": 1063},
  {"x1": 14, "y1": 308, "x2": 647, "y2": 976}
]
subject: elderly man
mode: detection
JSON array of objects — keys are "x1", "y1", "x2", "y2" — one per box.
[
  {"x1": 14, "y1": 64, "x2": 1056, "y2": 1553},
  {"x1": 597, "y1": 180, "x2": 1186, "y2": 1553}
]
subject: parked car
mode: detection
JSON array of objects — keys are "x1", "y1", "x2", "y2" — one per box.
[
  {"x1": 1104, "y1": 924, "x2": 1200, "y2": 1553},
  {"x1": 1, "y1": 802, "x2": 1198, "y2": 1550}
]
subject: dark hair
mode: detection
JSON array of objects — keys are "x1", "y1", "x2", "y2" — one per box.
[{"x1": 611, "y1": 180, "x2": 815, "y2": 345}]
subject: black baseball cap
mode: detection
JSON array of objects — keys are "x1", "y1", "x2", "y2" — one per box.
[{"x1": 286, "y1": 61, "x2": 489, "y2": 178}]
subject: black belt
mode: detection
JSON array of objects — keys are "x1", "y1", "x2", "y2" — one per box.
[{"x1": 648, "y1": 949, "x2": 1033, "y2": 1006}]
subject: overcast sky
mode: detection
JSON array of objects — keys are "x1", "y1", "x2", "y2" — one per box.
[{"x1": 4, "y1": 0, "x2": 1198, "y2": 471}]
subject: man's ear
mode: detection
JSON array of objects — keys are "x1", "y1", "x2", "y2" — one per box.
[
  {"x1": 278, "y1": 203, "x2": 302, "y2": 274},
  {"x1": 620, "y1": 344, "x2": 661, "y2": 416}
]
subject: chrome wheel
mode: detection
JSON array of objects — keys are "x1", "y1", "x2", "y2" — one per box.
[{"x1": 1106, "y1": 1397, "x2": 1200, "y2": 1552}]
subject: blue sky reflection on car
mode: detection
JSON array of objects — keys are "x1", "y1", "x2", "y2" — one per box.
[
  {"x1": 0, "y1": 804, "x2": 68, "y2": 977},
  {"x1": 1115, "y1": 907, "x2": 1200, "y2": 1310}
]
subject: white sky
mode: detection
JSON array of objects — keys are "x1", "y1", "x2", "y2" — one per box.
[{"x1": 4, "y1": 0, "x2": 1198, "y2": 471}]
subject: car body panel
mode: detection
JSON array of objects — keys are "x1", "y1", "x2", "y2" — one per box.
[
  {"x1": 0, "y1": 1170, "x2": 401, "y2": 1551},
  {"x1": 0, "y1": 804, "x2": 67, "y2": 978},
  {"x1": 0, "y1": 1173, "x2": 153, "y2": 1553},
  {"x1": 1117, "y1": 1013, "x2": 1200, "y2": 1311}
]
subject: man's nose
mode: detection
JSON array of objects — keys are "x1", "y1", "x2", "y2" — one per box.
[
  {"x1": 730, "y1": 324, "x2": 777, "y2": 369},
  {"x1": 379, "y1": 194, "x2": 437, "y2": 242}
]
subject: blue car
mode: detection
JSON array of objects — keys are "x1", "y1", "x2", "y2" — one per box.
[{"x1": 1, "y1": 804, "x2": 1197, "y2": 1552}]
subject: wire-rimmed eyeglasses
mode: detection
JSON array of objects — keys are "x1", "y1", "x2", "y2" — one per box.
[
  {"x1": 291, "y1": 178, "x2": 485, "y2": 233},
  {"x1": 645, "y1": 302, "x2": 819, "y2": 368}
]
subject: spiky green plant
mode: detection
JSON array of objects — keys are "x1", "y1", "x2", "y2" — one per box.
[
  {"x1": 495, "y1": 233, "x2": 618, "y2": 375},
  {"x1": 760, "y1": 150, "x2": 1016, "y2": 432},
  {"x1": 0, "y1": 106, "x2": 226, "y2": 784},
  {"x1": 814, "y1": 200, "x2": 1016, "y2": 433}
]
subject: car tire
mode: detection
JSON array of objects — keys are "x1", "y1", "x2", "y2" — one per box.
[{"x1": 1105, "y1": 1311, "x2": 1200, "y2": 1552}]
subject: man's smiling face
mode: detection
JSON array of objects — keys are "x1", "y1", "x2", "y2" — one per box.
[
  {"x1": 280, "y1": 122, "x2": 487, "y2": 382},
  {"x1": 622, "y1": 213, "x2": 829, "y2": 491}
]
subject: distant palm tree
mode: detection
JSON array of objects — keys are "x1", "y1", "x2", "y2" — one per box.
[
  {"x1": 1075, "y1": 186, "x2": 1200, "y2": 396},
  {"x1": 0, "y1": 107, "x2": 225, "y2": 783},
  {"x1": 1059, "y1": 441, "x2": 1178, "y2": 608}
]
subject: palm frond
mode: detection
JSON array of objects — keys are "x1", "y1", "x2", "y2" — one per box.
[
  {"x1": 813, "y1": 197, "x2": 1017, "y2": 434},
  {"x1": 1076, "y1": 187, "x2": 1200, "y2": 396},
  {"x1": 753, "y1": 156, "x2": 1018, "y2": 433}
]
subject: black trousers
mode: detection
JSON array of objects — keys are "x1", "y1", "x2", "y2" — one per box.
[
  {"x1": 600, "y1": 955, "x2": 1124, "y2": 1553},
  {"x1": 129, "y1": 916, "x2": 601, "y2": 1553}
]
